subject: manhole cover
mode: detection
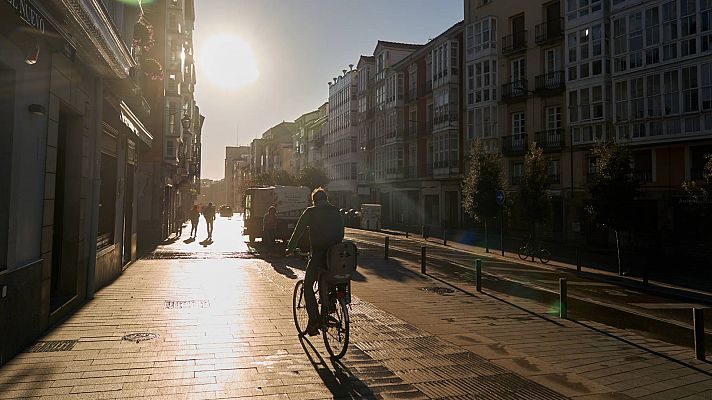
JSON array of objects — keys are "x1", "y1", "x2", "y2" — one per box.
[
  {"x1": 420, "y1": 286, "x2": 455, "y2": 295},
  {"x1": 122, "y1": 333, "x2": 160, "y2": 343},
  {"x1": 165, "y1": 300, "x2": 210, "y2": 309},
  {"x1": 27, "y1": 340, "x2": 77, "y2": 353}
]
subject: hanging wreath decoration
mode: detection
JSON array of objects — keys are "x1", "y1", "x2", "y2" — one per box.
[
  {"x1": 132, "y1": 15, "x2": 155, "y2": 51},
  {"x1": 141, "y1": 58, "x2": 164, "y2": 81}
]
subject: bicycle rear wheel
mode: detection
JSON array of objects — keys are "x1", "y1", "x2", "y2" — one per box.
[
  {"x1": 322, "y1": 298, "x2": 349, "y2": 359},
  {"x1": 517, "y1": 246, "x2": 529, "y2": 260},
  {"x1": 539, "y1": 249, "x2": 551, "y2": 264},
  {"x1": 292, "y1": 280, "x2": 309, "y2": 335}
]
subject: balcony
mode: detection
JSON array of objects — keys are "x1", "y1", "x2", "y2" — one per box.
[
  {"x1": 408, "y1": 88, "x2": 417, "y2": 102},
  {"x1": 409, "y1": 125, "x2": 419, "y2": 137},
  {"x1": 534, "y1": 71, "x2": 565, "y2": 94},
  {"x1": 691, "y1": 168, "x2": 705, "y2": 180},
  {"x1": 535, "y1": 129, "x2": 565, "y2": 152},
  {"x1": 535, "y1": 18, "x2": 564, "y2": 45},
  {"x1": 501, "y1": 134, "x2": 528, "y2": 155},
  {"x1": 634, "y1": 170, "x2": 653, "y2": 183},
  {"x1": 501, "y1": 80, "x2": 528, "y2": 103},
  {"x1": 502, "y1": 30, "x2": 527, "y2": 55}
]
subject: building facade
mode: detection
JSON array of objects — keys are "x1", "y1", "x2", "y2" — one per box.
[
  {"x1": 326, "y1": 68, "x2": 359, "y2": 208},
  {"x1": 224, "y1": 145, "x2": 250, "y2": 209},
  {"x1": 0, "y1": 0, "x2": 183, "y2": 365},
  {"x1": 137, "y1": 0, "x2": 202, "y2": 253}
]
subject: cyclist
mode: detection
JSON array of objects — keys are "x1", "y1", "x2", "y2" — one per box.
[{"x1": 286, "y1": 187, "x2": 344, "y2": 336}]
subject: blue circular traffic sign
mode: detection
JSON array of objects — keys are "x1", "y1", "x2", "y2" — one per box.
[{"x1": 496, "y1": 190, "x2": 505, "y2": 206}]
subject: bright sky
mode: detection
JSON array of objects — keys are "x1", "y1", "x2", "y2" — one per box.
[{"x1": 193, "y1": 0, "x2": 463, "y2": 180}]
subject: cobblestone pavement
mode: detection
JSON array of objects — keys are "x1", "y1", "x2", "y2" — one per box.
[{"x1": 1, "y1": 218, "x2": 711, "y2": 399}]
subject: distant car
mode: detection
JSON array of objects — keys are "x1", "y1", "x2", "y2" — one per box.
[{"x1": 220, "y1": 206, "x2": 233, "y2": 217}]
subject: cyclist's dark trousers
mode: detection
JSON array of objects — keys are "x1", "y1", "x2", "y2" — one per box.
[{"x1": 305, "y1": 250, "x2": 328, "y2": 325}]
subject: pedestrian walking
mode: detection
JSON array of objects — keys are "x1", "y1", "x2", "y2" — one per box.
[
  {"x1": 262, "y1": 206, "x2": 278, "y2": 246},
  {"x1": 203, "y1": 202, "x2": 216, "y2": 239},
  {"x1": 174, "y1": 206, "x2": 184, "y2": 237},
  {"x1": 189, "y1": 204, "x2": 200, "y2": 237}
]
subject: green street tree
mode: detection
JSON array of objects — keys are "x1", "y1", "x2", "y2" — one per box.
[
  {"x1": 462, "y1": 140, "x2": 503, "y2": 249},
  {"x1": 519, "y1": 144, "x2": 551, "y2": 234},
  {"x1": 586, "y1": 140, "x2": 639, "y2": 275},
  {"x1": 682, "y1": 154, "x2": 712, "y2": 202},
  {"x1": 272, "y1": 170, "x2": 296, "y2": 186},
  {"x1": 297, "y1": 165, "x2": 330, "y2": 190}
]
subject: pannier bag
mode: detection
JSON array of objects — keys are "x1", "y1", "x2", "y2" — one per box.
[{"x1": 326, "y1": 241, "x2": 358, "y2": 283}]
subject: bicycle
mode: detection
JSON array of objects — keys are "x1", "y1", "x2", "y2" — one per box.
[
  {"x1": 518, "y1": 238, "x2": 551, "y2": 264},
  {"x1": 291, "y1": 242, "x2": 356, "y2": 360}
]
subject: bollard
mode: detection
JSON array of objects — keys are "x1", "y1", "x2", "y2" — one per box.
[
  {"x1": 421, "y1": 246, "x2": 426, "y2": 274},
  {"x1": 405, "y1": 230, "x2": 409, "y2": 238},
  {"x1": 475, "y1": 259, "x2": 482, "y2": 292},
  {"x1": 694, "y1": 308, "x2": 706, "y2": 361},
  {"x1": 576, "y1": 247, "x2": 581, "y2": 274},
  {"x1": 559, "y1": 278, "x2": 568, "y2": 319},
  {"x1": 443, "y1": 229, "x2": 447, "y2": 246},
  {"x1": 384, "y1": 236, "x2": 389, "y2": 260}
]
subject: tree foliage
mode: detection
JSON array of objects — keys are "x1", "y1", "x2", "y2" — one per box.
[
  {"x1": 519, "y1": 145, "x2": 551, "y2": 228},
  {"x1": 682, "y1": 154, "x2": 712, "y2": 203},
  {"x1": 586, "y1": 140, "x2": 639, "y2": 231},
  {"x1": 297, "y1": 165, "x2": 330, "y2": 190},
  {"x1": 461, "y1": 140, "x2": 503, "y2": 222}
]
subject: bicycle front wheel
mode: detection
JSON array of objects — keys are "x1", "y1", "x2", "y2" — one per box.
[
  {"x1": 517, "y1": 247, "x2": 529, "y2": 261},
  {"x1": 292, "y1": 280, "x2": 309, "y2": 336},
  {"x1": 539, "y1": 249, "x2": 551, "y2": 264},
  {"x1": 322, "y1": 298, "x2": 350, "y2": 360}
]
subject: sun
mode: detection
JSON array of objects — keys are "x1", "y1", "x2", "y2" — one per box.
[{"x1": 198, "y1": 34, "x2": 259, "y2": 90}]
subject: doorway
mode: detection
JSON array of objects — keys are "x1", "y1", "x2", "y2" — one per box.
[
  {"x1": 50, "y1": 110, "x2": 82, "y2": 312},
  {"x1": 122, "y1": 162, "x2": 135, "y2": 266}
]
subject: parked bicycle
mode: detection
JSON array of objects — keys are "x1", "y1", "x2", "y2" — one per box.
[{"x1": 518, "y1": 237, "x2": 551, "y2": 264}]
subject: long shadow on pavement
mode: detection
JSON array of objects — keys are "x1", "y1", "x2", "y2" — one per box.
[{"x1": 298, "y1": 336, "x2": 377, "y2": 399}]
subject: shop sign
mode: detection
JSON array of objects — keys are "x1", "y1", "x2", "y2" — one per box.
[{"x1": 6, "y1": 0, "x2": 46, "y2": 34}]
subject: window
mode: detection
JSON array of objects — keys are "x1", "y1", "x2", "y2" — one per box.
[
  {"x1": 467, "y1": 64, "x2": 475, "y2": 105},
  {"x1": 592, "y1": 86, "x2": 603, "y2": 119},
  {"x1": 473, "y1": 59, "x2": 497, "y2": 103},
  {"x1": 471, "y1": 18, "x2": 498, "y2": 54},
  {"x1": 547, "y1": 106, "x2": 562, "y2": 130},
  {"x1": 580, "y1": 87, "x2": 591, "y2": 120},
  {"x1": 631, "y1": 78, "x2": 645, "y2": 119},
  {"x1": 646, "y1": 7, "x2": 660, "y2": 46},
  {"x1": 629, "y1": 13, "x2": 644, "y2": 69},
  {"x1": 548, "y1": 160, "x2": 561, "y2": 183},
  {"x1": 647, "y1": 74, "x2": 662, "y2": 116},
  {"x1": 615, "y1": 81, "x2": 628, "y2": 121},
  {"x1": 474, "y1": 105, "x2": 497, "y2": 139},
  {"x1": 682, "y1": 66, "x2": 699, "y2": 112},
  {"x1": 512, "y1": 162, "x2": 523, "y2": 184},
  {"x1": 512, "y1": 112, "x2": 526, "y2": 136},
  {"x1": 569, "y1": 90, "x2": 579, "y2": 122},
  {"x1": 664, "y1": 70, "x2": 680, "y2": 114},
  {"x1": 545, "y1": 47, "x2": 562, "y2": 73},
  {"x1": 702, "y1": 63, "x2": 712, "y2": 110},
  {"x1": 511, "y1": 57, "x2": 526, "y2": 82}
]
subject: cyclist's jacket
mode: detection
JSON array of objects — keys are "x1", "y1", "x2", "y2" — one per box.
[{"x1": 287, "y1": 200, "x2": 344, "y2": 252}]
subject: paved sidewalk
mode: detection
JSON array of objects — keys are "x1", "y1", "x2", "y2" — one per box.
[
  {"x1": 0, "y1": 246, "x2": 573, "y2": 399},
  {"x1": 1, "y1": 219, "x2": 711, "y2": 399},
  {"x1": 350, "y1": 252, "x2": 712, "y2": 400}
]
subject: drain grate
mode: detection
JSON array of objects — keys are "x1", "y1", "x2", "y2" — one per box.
[
  {"x1": 419, "y1": 286, "x2": 455, "y2": 295},
  {"x1": 164, "y1": 300, "x2": 210, "y2": 309},
  {"x1": 27, "y1": 340, "x2": 77, "y2": 353},
  {"x1": 122, "y1": 333, "x2": 159, "y2": 343}
]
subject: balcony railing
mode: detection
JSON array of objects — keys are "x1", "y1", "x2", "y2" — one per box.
[
  {"x1": 502, "y1": 30, "x2": 528, "y2": 54},
  {"x1": 634, "y1": 170, "x2": 653, "y2": 183},
  {"x1": 501, "y1": 134, "x2": 528, "y2": 155},
  {"x1": 535, "y1": 129, "x2": 565, "y2": 151},
  {"x1": 534, "y1": 71, "x2": 565, "y2": 93},
  {"x1": 535, "y1": 18, "x2": 564, "y2": 44},
  {"x1": 501, "y1": 80, "x2": 528, "y2": 102},
  {"x1": 691, "y1": 168, "x2": 706, "y2": 180}
]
